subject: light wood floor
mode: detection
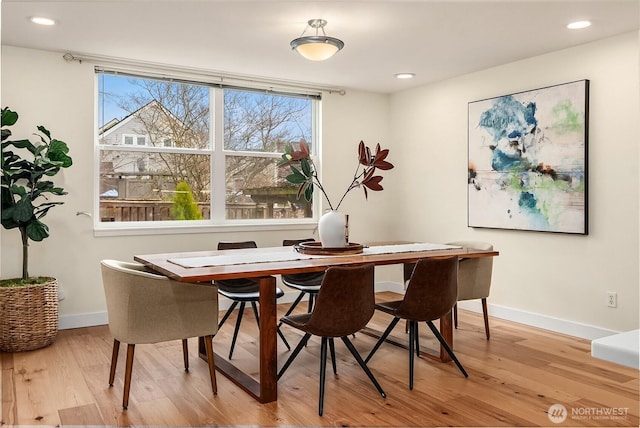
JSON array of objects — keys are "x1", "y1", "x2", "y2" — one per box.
[{"x1": 1, "y1": 292, "x2": 638, "y2": 427}]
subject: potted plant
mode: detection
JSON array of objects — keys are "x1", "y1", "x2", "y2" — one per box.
[{"x1": 0, "y1": 107, "x2": 72, "y2": 352}]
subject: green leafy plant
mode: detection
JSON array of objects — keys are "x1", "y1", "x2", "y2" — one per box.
[
  {"x1": 1, "y1": 107, "x2": 72, "y2": 281},
  {"x1": 171, "y1": 181, "x2": 203, "y2": 220},
  {"x1": 278, "y1": 140, "x2": 394, "y2": 211}
]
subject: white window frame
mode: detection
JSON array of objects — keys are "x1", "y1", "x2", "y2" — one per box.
[
  {"x1": 122, "y1": 134, "x2": 147, "y2": 146},
  {"x1": 94, "y1": 72, "x2": 321, "y2": 236}
]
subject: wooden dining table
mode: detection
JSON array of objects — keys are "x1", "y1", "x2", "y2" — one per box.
[{"x1": 134, "y1": 242, "x2": 498, "y2": 404}]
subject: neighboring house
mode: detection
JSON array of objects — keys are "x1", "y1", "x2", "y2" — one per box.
[
  {"x1": 99, "y1": 99, "x2": 181, "y2": 149},
  {"x1": 98, "y1": 100, "x2": 203, "y2": 201},
  {"x1": 97, "y1": 100, "x2": 305, "y2": 220}
]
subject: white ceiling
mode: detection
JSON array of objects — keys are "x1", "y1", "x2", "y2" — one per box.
[{"x1": 2, "y1": 0, "x2": 639, "y2": 94}]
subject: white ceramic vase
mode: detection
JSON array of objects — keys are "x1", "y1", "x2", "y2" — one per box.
[{"x1": 318, "y1": 210, "x2": 349, "y2": 247}]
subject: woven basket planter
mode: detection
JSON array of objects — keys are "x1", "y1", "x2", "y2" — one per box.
[{"x1": 0, "y1": 278, "x2": 59, "y2": 352}]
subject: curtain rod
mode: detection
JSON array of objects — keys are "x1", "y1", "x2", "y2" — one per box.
[{"x1": 62, "y1": 52, "x2": 347, "y2": 96}]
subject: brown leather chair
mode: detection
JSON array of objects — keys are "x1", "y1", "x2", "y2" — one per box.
[
  {"x1": 365, "y1": 256, "x2": 468, "y2": 390},
  {"x1": 101, "y1": 259, "x2": 218, "y2": 410},
  {"x1": 277, "y1": 263, "x2": 386, "y2": 416},
  {"x1": 216, "y1": 241, "x2": 290, "y2": 358},
  {"x1": 446, "y1": 240, "x2": 494, "y2": 339},
  {"x1": 279, "y1": 238, "x2": 325, "y2": 323}
]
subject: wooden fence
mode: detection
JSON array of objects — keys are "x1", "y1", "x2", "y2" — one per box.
[{"x1": 99, "y1": 199, "x2": 305, "y2": 221}]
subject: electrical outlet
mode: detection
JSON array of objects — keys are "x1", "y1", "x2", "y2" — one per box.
[{"x1": 607, "y1": 292, "x2": 617, "y2": 308}]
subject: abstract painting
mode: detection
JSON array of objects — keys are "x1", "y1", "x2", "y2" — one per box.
[{"x1": 468, "y1": 80, "x2": 589, "y2": 234}]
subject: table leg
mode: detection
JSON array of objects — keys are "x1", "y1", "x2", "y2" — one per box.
[
  {"x1": 258, "y1": 275, "x2": 278, "y2": 402},
  {"x1": 199, "y1": 275, "x2": 278, "y2": 403},
  {"x1": 438, "y1": 311, "x2": 453, "y2": 362}
]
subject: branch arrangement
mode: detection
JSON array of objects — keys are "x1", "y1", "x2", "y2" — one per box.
[{"x1": 278, "y1": 140, "x2": 393, "y2": 211}]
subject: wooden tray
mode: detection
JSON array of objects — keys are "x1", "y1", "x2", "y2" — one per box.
[{"x1": 295, "y1": 241, "x2": 364, "y2": 255}]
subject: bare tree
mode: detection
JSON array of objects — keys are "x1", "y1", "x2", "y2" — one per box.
[
  {"x1": 224, "y1": 90, "x2": 310, "y2": 197},
  {"x1": 105, "y1": 78, "x2": 312, "y2": 208},
  {"x1": 119, "y1": 80, "x2": 211, "y2": 201}
]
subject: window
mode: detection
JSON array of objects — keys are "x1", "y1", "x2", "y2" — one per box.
[
  {"x1": 97, "y1": 71, "x2": 317, "y2": 226},
  {"x1": 123, "y1": 134, "x2": 147, "y2": 145}
]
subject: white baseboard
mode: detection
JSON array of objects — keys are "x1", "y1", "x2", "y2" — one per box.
[
  {"x1": 375, "y1": 280, "x2": 405, "y2": 293},
  {"x1": 59, "y1": 311, "x2": 108, "y2": 330},
  {"x1": 456, "y1": 300, "x2": 619, "y2": 340},
  {"x1": 58, "y1": 281, "x2": 617, "y2": 341}
]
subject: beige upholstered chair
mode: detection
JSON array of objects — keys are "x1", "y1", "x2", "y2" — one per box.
[
  {"x1": 446, "y1": 240, "x2": 494, "y2": 339},
  {"x1": 101, "y1": 259, "x2": 219, "y2": 410}
]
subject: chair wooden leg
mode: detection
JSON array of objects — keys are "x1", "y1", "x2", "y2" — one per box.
[
  {"x1": 365, "y1": 317, "x2": 400, "y2": 363},
  {"x1": 182, "y1": 339, "x2": 189, "y2": 371},
  {"x1": 319, "y1": 337, "x2": 328, "y2": 416},
  {"x1": 481, "y1": 298, "x2": 490, "y2": 339},
  {"x1": 203, "y1": 334, "x2": 217, "y2": 395},
  {"x1": 122, "y1": 344, "x2": 135, "y2": 410},
  {"x1": 426, "y1": 321, "x2": 468, "y2": 378},
  {"x1": 454, "y1": 303, "x2": 458, "y2": 329},
  {"x1": 109, "y1": 339, "x2": 120, "y2": 387}
]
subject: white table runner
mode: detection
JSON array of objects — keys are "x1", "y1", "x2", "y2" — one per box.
[{"x1": 168, "y1": 242, "x2": 461, "y2": 269}]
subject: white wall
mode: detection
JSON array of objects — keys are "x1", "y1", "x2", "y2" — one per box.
[
  {"x1": 321, "y1": 89, "x2": 395, "y2": 242},
  {"x1": 3, "y1": 32, "x2": 638, "y2": 337},
  {"x1": 0, "y1": 46, "x2": 393, "y2": 326},
  {"x1": 390, "y1": 32, "x2": 640, "y2": 334}
]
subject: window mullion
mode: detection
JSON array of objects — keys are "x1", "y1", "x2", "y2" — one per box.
[
  {"x1": 313, "y1": 96, "x2": 322, "y2": 216},
  {"x1": 211, "y1": 86, "x2": 225, "y2": 222}
]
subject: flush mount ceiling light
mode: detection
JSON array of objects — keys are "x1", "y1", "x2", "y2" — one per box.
[
  {"x1": 291, "y1": 19, "x2": 344, "y2": 61},
  {"x1": 567, "y1": 20, "x2": 592, "y2": 30},
  {"x1": 395, "y1": 73, "x2": 416, "y2": 79},
  {"x1": 29, "y1": 16, "x2": 56, "y2": 26}
]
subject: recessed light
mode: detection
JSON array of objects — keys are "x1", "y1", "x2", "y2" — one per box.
[
  {"x1": 395, "y1": 73, "x2": 415, "y2": 79},
  {"x1": 567, "y1": 20, "x2": 591, "y2": 30},
  {"x1": 29, "y1": 16, "x2": 56, "y2": 26}
]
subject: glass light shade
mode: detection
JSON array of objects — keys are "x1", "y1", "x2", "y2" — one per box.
[
  {"x1": 30, "y1": 16, "x2": 56, "y2": 26},
  {"x1": 567, "y1": 20, "x2": 591, "y2": 30},
  {"x1": 291, "y1": 36, "x2": 344, "y2": 61},
  {"x1": 394, "y1": 73, "x2": 416, "y2": 79}
]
